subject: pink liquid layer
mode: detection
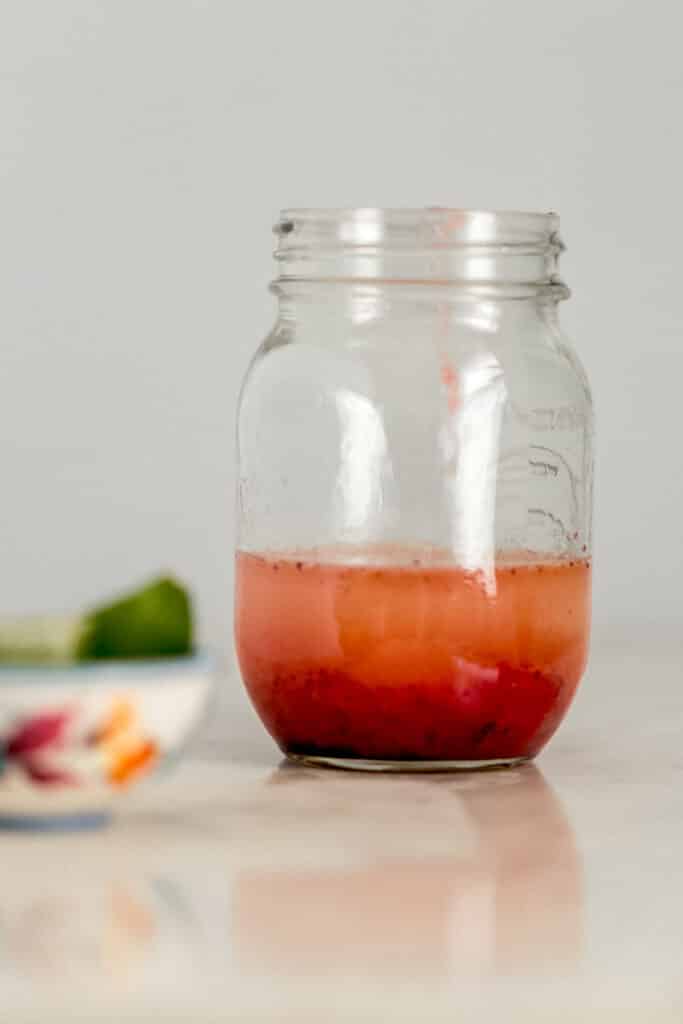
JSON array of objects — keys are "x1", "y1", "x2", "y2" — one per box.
[{"x1": 235, "y1": 550, "x2": 591, "y2": 762}]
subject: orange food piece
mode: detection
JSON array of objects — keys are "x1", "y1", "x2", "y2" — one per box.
[
  {"x1": 109, "y1": 739, "x2": 158, "y2": 786},
  {"x1": 91, "y1": 698, "x2": 135, "y2": 745}
]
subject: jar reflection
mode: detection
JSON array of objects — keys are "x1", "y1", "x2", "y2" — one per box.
[{"x1": 233, "y1": 766, "x2": 581, "y2": 980}]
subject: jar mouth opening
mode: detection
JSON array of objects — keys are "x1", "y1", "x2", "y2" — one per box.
[{"x1": 275, "y1": 208, "x2": 561, "y2": 248}]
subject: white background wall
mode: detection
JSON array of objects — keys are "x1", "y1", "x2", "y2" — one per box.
[{"x1": 1, "y1": 0, "x2": 681, "y2": 659}]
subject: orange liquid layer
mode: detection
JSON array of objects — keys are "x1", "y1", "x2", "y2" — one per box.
[{"x1": 235, "y1": 550, "x2": 591, "y2": 762}]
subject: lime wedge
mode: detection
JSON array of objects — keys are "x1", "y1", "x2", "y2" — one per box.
[
  {"x1": 77, "y1": 576, "x2": 193, "y2": 660},
  {"x1": 0, "y1": 576, "x2": 193, "y2": 664}
]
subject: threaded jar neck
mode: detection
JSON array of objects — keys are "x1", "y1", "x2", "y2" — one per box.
[{"x1": 273, "y1": 208, "x2": 568, "y2": 298}]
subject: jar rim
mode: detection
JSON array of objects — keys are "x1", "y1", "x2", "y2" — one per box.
[
  {"x1": 275, "y1": 208, "x2": 560, "y2": 248},
  {"x1": 274, "y1": 208, "x2": 566, "y2": 292}
]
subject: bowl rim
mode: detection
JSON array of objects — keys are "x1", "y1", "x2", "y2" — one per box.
[{"x1": 0, "y1": 650, "x2": 213, "y2": 685}]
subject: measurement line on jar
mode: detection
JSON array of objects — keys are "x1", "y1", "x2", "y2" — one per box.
[{"x1": 529, "y1": 460, "x2": 559, "y2": 477}]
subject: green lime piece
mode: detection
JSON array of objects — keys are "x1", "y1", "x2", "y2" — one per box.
[{"x1": 76, "y1": 576, "x2": 193, "y2": 660}]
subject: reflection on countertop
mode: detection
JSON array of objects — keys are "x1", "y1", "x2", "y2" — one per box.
[
  {"x1": 3, "y1": 634, "x2": 683, "y2": 1021},
  {"x1": 0, "y1": 758, "x2": 583, "y2": 1020},
  {"x1": 234, "y1": 764, "x2": 582, "y2": 981}
]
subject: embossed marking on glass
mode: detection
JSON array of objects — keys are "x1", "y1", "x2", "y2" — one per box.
[{"x1": 235, "y1": 209, "x2": 593, "y2": 770}]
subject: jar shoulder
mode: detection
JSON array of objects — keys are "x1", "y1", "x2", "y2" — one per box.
[{"x1": 240, "y1": 314, "x2": 593, "y2": 420}]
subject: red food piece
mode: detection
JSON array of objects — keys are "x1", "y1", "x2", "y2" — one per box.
[
  {"x1": 23, "y1": 758, "x2": 77, "y2": 786},
  {"x1": 6, "y1": 710, "x2": 71, "y2": 757}
]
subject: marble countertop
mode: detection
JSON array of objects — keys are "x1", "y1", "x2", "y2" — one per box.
[{"x1": 4, "y1": 628, "x2": 682, "y2": 1022}]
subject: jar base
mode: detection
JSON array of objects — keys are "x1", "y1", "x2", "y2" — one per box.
[{"x1": 285, "y1": 752, "x2": 532, "y2": 773}]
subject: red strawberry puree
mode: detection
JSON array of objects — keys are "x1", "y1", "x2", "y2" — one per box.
[{"x1": 235, "y1": 549, "x2": 591, "y2": 763}]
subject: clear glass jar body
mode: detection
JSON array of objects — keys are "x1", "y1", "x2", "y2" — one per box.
[{"x1": 235, "y1": 209, "x2": 593, "y2": 769}]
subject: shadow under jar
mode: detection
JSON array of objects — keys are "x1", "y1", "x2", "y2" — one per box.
[{"x1": 235, "y1": 209, "x2": 593, "y2": 771}]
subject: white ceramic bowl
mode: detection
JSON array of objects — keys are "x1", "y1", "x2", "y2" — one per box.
[{"x1": 0, "y1": 653, "x2": 213, "y2": 828}]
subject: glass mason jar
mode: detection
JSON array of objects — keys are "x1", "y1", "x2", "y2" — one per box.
[{"x1": 235, "y1": 208, "x2": 593, "y2": 770}]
